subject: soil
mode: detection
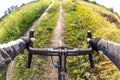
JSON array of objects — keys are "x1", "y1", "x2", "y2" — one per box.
[{"x1": 42, "y1": 1, "x2": 66, "y2": 80}]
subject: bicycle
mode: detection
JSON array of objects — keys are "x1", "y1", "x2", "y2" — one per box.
[{"x1": 26, "y1": 29, "x2": 94, "y2": 80}]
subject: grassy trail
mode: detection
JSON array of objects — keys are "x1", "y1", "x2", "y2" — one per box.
[
  {"x1": 42, "y1": 1, "x2": 66, "y2": 79},
  {"x1": 1, "y1": 0, "x2": 120, "y2": 80}
]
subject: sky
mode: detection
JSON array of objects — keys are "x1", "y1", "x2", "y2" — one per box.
[
  {"x1": 0, "y1": 0, "x2": 35, "y2": 18},
  {"x1": 89, "y1": 0, "x2": 120, "y2": 16}
]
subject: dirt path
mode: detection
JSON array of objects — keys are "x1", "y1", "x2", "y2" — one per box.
[
  {"x1": 24, "y1": 1, "x2": 54, "y2": 37},
  {"x1": 6, "y1": 2, "x2": 54, "y2": 80},
  {"x1": 42, "y1": 1, "x2": 65, "y2": 80},
  {"x1": 51, "y1": 2, "x2": 65, "y2": 48}
]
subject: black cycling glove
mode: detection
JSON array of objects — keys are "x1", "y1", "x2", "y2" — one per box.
[
  {"x1": 21, "y1": 37, "x2": 30, "y2": 49},
  {"x1": 89, "y1": 38, "x2": 101, "y2": 52}
]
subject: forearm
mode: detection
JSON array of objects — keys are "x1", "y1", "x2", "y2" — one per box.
[
  {"x1": 0, "y1": 39, "x2": 26, "y2": 72},
  {"x1": 0, "y1": 39, "x2": 26, "y2": 58},
  {"x1": 97, "y1": 39, "x2": 120, "y2": 70}
]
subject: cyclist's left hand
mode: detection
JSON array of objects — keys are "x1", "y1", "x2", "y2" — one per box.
[{"x1": 21, "y1": 37, "x2": 35, "y2": 48}]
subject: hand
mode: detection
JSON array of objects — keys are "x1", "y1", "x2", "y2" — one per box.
[
  {"x1": 30, "y1": 38, "x2": 35, "y2": 42},
  {"x1": 87, "y1": 38, "x2": 101, "y2": 52},
  {"x1": 21, "y1": 37, "x2": 35, "y2": 48}
]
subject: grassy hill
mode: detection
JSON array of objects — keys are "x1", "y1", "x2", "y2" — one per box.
[
  {"x1": 0, "y1": 0, "x2": 52, "y2": 79},
  {"x1": 0, "y1": 0, "x2": 52, "y2": 43},
  {"x1": 63, "y1": 0, "x2": 120, "y2": 79},
  {"x1": 0, "y1": 0, "x2": 120, "y2": 80}
]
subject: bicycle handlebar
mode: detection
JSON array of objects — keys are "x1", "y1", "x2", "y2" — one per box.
[
  {"x1": 26, "y1": 29, "x2": 94, "y2": 68},
  {"x1": 29, "y1": 47, "x2": 92, "y2": 56}
]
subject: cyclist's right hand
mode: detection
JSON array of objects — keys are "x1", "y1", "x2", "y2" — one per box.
[{"x1": 87, "y1": 38, "x2": 101, "y2": 52}]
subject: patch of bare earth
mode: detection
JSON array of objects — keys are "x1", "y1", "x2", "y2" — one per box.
[
  {"x1": 97, "y1": 11, "x2": 120, "y2": 28},
  {"x1": 42, "y1": 2, "x2": 66, "y2": 80}
]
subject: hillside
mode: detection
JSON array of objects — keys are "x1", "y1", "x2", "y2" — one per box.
[
  {"x1": 63, "y1": 0, "x2": 120, "y2": 79},
  {"x1": 0, "y1": 0, "x2": 52, "y2": 79},
  {"x1": 0, "y1": 0, "x2": 120, "y2": 80}
]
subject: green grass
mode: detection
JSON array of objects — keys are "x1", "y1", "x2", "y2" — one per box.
[
  {"x1": 0, "y1": 0, "x2": 52, "y2": 43},
  {"x1": 11, "y1": 1, "x2": 59, "y2": 80},
  {"x1": 77, "y1": 0, "x2": 120, "y2": 28},
  {"x1": 63, "y1": 0, "x2": 120, "y2": 79},
  {"x1": 0, "y1": 0, "x2": 52, "y2": 79}
]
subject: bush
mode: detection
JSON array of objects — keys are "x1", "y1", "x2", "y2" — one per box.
[
  {"x1": 108, "y1": 7, "x2": 114, "y2": 12},
  {"x1": 84, "y1": 0, "x2": 89, "y2": 2}
]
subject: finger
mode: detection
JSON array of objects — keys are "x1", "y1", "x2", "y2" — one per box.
[
  {"x1": 30, "y1": 38, "x2": 35, "y2": 42},
  {"x1": 87, "y1": 38, "x2": 91, "y2": 42}
]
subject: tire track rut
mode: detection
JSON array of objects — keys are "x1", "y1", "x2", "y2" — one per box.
[{"x1": 42, "y1": 1, "x2": 65, "y2": 80}]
